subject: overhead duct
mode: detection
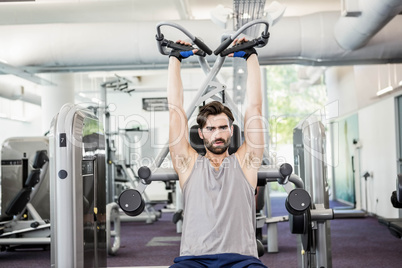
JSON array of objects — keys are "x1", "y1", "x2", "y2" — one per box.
[
  {"x1": 0, "y1": 80, "x2": 41, "y2": 105},
  {"x1": 334, "y1": 0, "x2": 402, "y2": 50},
  {"x1": 0, "y1": 8, "x2": 401, "y2": 71}
]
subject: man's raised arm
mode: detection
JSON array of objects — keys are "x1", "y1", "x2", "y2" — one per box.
[
  {"x1": 230, "y1": 39, "x2": 265, "y2": 187},
  {"x1": 166, "y1": 42, "x2": 198, "y2": 187},
  {"x1": 243, "y1": 54, "x2": 264, "y2": 159}
]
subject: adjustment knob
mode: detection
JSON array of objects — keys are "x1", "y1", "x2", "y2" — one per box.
[
  {"x1": 118, "y1": 189, "x2": 145, "y2": 217},
  {"x1": 285, "y1": 188, "x2": 311, "y2": 215}
]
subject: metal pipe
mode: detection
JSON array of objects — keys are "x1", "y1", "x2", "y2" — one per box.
[
  {"x1": 335, "y1": 0, "x2": 402, "y2": 50},
  {"x1": 288, "y1": 174, "x2": 304, "y2": 189},
  {"x1": 0, "y1": 237, "x2": 50, "y2": 245},
  {"x1": 310, "y1": 208, "x2": 334, "y2": 221}
]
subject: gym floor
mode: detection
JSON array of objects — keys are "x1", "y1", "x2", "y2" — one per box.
[{"x1": 0, "y1": 195, "x2": 401, "y2": 267}]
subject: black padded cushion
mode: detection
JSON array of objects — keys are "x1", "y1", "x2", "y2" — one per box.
[
  {"x1": 25, "y1": 169, "x2": 41, "y2": 188},
  {"x1": 189, "y1": 125, "x2": 206, "y2": 155},
  {"x1": 189, "y1": 124, "x2": 242, "y2": 155},
  {"x1": 5, "y1": 187, "x2": 32, "y2": 216},
  {"x1": 32, "y1": 150, "x2": 49, "y2": 169}
]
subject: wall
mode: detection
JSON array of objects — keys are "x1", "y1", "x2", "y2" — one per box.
[
  {"x1": 326, "y1": 64, "x2": 402, "y2": 218},
  {"x1": 326, "y1": 66, "x2": 357, "y2": 116},
  {"x1": 0, "y1": 103, "x2": 43, "y2": 148},
  {"x1": 358, "y1": 97, "x2": 398, "y2": 218}
]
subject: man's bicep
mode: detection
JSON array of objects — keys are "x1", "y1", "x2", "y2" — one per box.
[{"x1": 168, "y1": 107, "x2": 191, "y2": 156}]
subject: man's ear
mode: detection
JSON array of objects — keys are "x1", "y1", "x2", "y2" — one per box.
[
  {"x1": 198, "y1": 128, "x2": 204, "y2": 139},
  {"x1": 230, "y1": 125, "x2": 234, "y2": 137}
]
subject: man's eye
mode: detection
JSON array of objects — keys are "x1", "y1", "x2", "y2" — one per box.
[
  {"x1": 206, "y1": 127, "x2": 214, "y2": 131},
  {"x1": 220, "y1": 126, "x2": 228, "y2": 130}
]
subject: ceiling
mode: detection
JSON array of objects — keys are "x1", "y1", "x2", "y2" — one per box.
[
  {"x1": 0, "y1": 0, "x2": 357, "y2": 75},
  {"x1": 0, "y1": 0, "x2": 400, "y2": 71},
  {"x1": 0, "y1": 0, "x2": 341, "y2": 23},
  {"x1": 0, "y1": 0, "x2": 401, "y2": 103}
]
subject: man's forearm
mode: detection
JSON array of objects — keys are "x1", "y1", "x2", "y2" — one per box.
[
  {"x1": 167, "y1": 57, "x2": 184, "y2": 108},
  {"x1": 246, "y1": 54, "x2": 262, "y2": 111}
]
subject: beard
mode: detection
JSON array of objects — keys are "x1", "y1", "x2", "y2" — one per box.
[{"x1": 204, "y1": 137, "x2": 231, "y2": 155}]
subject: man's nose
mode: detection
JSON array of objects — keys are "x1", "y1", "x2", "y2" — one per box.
[{"x1": 213, "y1": 130, "x2": 224, "y2": 139}]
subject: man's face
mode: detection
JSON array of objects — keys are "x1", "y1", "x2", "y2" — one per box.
[{"x1": 198, "y1": 113, "x2": 233, "y2": 155}]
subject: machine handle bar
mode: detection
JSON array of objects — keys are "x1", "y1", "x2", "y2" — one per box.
[
  {"x1": 137, "y1": 163, "x2": 302, "y2": 188},
  {"x1": 162, "y1": 39, "x2": 207, "y2": 57},
  {"x1": 156, "y1": 21, "x2": 212, "y2": 57},
  {"x1": 156, "y1": 19, "x2": 270, "y2": 58},
  {"x1": 214, "y1": 19, "x2": 270, "y2": 56},
  {"x1": 219, "y1": 34, "x2": 270, "y2": 57}
]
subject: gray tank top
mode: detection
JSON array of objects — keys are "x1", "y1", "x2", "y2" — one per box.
[{"x1": 180, "y1": 154, "x2": 258, "y2": 258}]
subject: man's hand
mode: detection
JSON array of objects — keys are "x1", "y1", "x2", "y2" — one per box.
[
  {"x1": 228, "y1": 37, "x2": 257, "y2": 60},
  {"x1": 169, "y1": 40, "x2": 198, "y2": 62}
]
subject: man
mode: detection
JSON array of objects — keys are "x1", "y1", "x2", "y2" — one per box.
[{"x1": 168, "y1": 38, "x2": 267, "y2": 268}]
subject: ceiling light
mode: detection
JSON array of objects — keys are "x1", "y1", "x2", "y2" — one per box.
[{"x1": 376, "y1": 86, "x2": 393, "y2": 96}]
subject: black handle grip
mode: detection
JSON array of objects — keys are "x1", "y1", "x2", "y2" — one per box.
[
  {"x1": 193, "y1": 37, "x2": 212, "y2": 55},
  {"x1": 166, "y1": 40, "x2": 206, "y2": 57},
  {"x1": 218, "y1": 31, "x2": 270, "y2": 57},
  {"x1": 214, "y1": 37, "x2": 233, "y2": 55},
  {"x1": 220, "y1": 39, "x2": 259, "y2": 57},
  {"x1": 155, "y1": 33, "x2": 167, "y2": 55}
]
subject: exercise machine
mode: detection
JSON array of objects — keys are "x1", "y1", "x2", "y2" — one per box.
[
  {"x1": 293, "y1": 116, "x2": 334, "y2": 268},
  {"x1": 99, "y1": 78, "x2": 163, "y2": 224},
  {"x1": 0, "y1": 137, "x2": 51, "y2": 249},
  {"x1": 149, "y1": 19, "x2": 270, "y2": 233},
  {"x1": 118, "y1": 18, "x2": 308, "y2": 256},
  {"x1": 378, "y1": 174, "x2": 402, "y2": 239},
  {"x1": 109, "y1": 127, "x2": 162, "y2": 224},
  {"x1": 117, "y1": 19, "x2": 347, "y2": 267},
  {"x1": 292, "y1": 115, "x2": 369, "y2": 267},
  {"x1": 154, "y1": 18, "x2": 307, "y2": 254},
  {"x1": 49, "y1": 103, "x2": 120, "y2": 268}
]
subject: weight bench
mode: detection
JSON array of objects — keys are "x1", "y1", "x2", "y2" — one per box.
[
  {"x1": 0, "y1": 150, "x2": 51, "y2": 246},
  {"x1": 3, "y1": 150, "x2": 48, "y2": 219},
  {"x1": 378, "y1": 174, "x2": 402, "y2": 239}
]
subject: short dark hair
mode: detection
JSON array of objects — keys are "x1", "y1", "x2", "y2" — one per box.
[{"x1": 196, "y1": 101, "x2": 234, "y2": 128}]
